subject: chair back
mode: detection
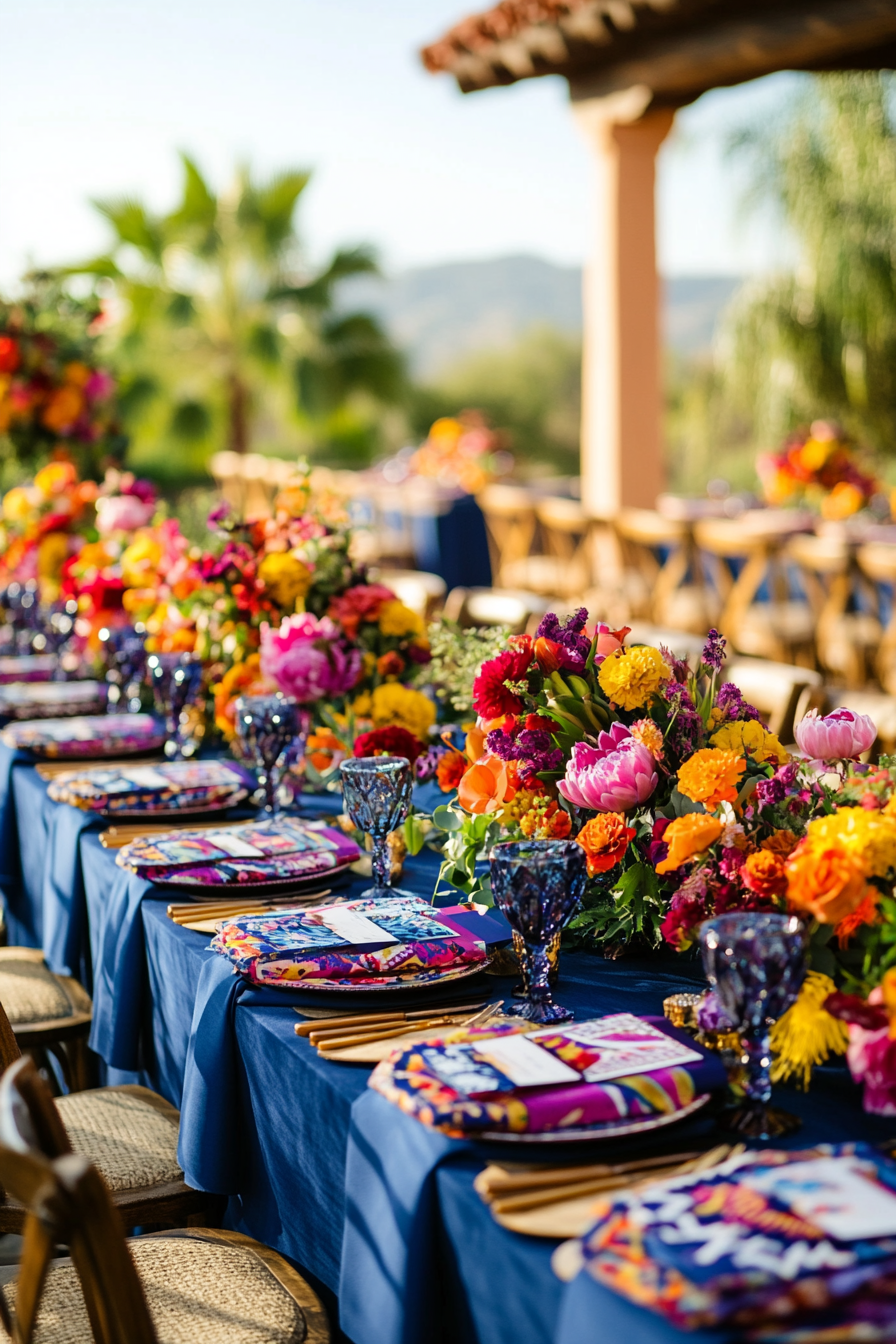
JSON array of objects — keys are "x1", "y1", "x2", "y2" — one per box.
[
  {"x1": 0, "y1": 995, "x2": 21, "y2": 1074},
  {"x1": 614, "y1": 509, "x2": 711, "y2": 631},
  {"x1": 788, "y1": 534, "x2": 878, "y2": 686},
  {"x1": 0, "y1": 1056, "x2": 157, "y2": 1344},
  {"x1": 856, "y1": 543, "x2": 896, "y2": 695},
  {"x1": 723, "y1": 657, "x2": 821, "y2": 742},
  {"x1": 476, "y1": 485, "x2": 538, "y2": 588},
  {"x1": 534, "y1": 497, "x2": 594, "y2": 599},
  {"x1": 374, "y1": 569, "x2": 446, "y2": 621},
  {"x1": 443, "y1": 587, "x2": 550, "y2": 634}
]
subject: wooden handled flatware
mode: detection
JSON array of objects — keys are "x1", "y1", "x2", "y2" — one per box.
[
  {"x1": 37, "y1": 756, "x2": 167, "y2": 780},
  {"x1": 294, "y1": 1001, "x2": 487, "y2": 1038},
  {"x1": 167, "y1": 889, "x2": 334, "y2": 927},
  {"x1": 101, "y1": 819, "x2": 244, "y2": 848}
]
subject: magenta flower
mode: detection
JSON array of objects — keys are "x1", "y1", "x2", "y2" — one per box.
[
  {"x1": 95, "y1": 494, "x2": 156, "y2": 535},
  {"x1": 795, "y1": 707, "x2": 876, "y2": 762},
  {"x1": 557, "y1": 738, "x2": 658, "y2": 813},
  {"x1": 260, "y1": 613, "x2": 361, "y2": 705}
]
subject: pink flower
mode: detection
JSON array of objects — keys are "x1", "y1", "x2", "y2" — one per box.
[
  {"x1": 795, "y1": 707, "x2": 876, "y2": 762},
  {"x1": 593, "y1": 622, "x2": 627, "y2": 665},
  {"x1": 260, "y1": 612, "x2": 361, "y2": 704},
  {"x1": 95, "y1": 494, "x2": 156, "y2": 535},
  {"x1": 557, "y1": 737, "x2": 658, "y2": 813}
]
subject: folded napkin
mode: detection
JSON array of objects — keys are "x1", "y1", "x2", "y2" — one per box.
[
  {"x1": 47, "y1": 758, "x2": 253, "y2": 813},
  {"x1": 0, "y1": 654, "x2": 57, "y2": 684},
  {"x1": 578, "y1": 1143, "x2": 896, "y2": 1331},
  {"x1": 369, "y1": 1012, "x2": 726, "y2": 1137},
  {"x1": 0, "y1": 680, "x2": 105, "y2": 720},
  {"x1": 212, "y1": 894, "x2": 487, "y2": 985},
  {"x1": 117, "y1": 813, "x2": 360, "y2": 889},
  {"x1": 1, "y1": 712, "x2": 164, "y2": 757}
]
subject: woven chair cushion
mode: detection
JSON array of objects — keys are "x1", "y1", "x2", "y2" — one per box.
[
  {"x1": 5, "y1": 1237, "x2": 307, "y2": 1343},
  {"x1": 0, "y1": 958, "x2": 72, "y2": 1024},
  {"x1": 55, "y1": 1089, "x2": 182, "y2": 1192}
]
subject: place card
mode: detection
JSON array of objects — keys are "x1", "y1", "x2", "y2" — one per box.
[
  {"x1": 531, "y1": 1013, "x2": 702, "y2": 1083},
  {"x1": 745, "y1": 1156, "x2": 896, "y2": 1241}
]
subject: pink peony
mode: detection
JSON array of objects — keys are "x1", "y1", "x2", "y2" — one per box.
[
  {"x1": 260, "y1": 612, "x2": 362, "y2": 704},
  {"x1": 557, "y1": 737, "x2": 658, "y2": 813},
  {"x1": 844, "y1": 986, "x2": 896, "y2": 1116},
  {"x1": 795, "y1": 707, "x2": 876, "y2": 762},
  {"x1": 95, "y1": 494, "x2": 156, "y2": 535}
]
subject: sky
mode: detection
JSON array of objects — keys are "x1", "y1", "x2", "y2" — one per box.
[{"x1": 0, "y1": 0, "x2": 799, "y2": 287}]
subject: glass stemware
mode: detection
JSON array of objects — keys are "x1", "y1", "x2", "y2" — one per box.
[
  {"x1": 490, "y1": 839, "x2": 587, "y2": 1024},
  {"x1": 234, "y1": 693, "x2": 305, "y2": 818},
  {"x1": 100, "y1": 626, "x2": 148, "y2": 711},
  {"x1": 147, "y1": 652, "x2": 203, "y2": 760},
  {"x1": 700, "y1": 911, "x2": 806, "y2": 1139},
  {"x1": 339, "y1": 756, "x2": 413, "y2": 899}
]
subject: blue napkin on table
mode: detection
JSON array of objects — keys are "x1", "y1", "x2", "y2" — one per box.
[
  {"x1": 0, "y1": 742, "x2": 30, "y2": 944},
  {"x1": 88, "y1": 864, "x2": 156, "y2": 1070}
]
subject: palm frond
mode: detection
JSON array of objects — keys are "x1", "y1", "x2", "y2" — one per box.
[{"x1": 92, "y1": 197, "x2": 164, "y2": 261}]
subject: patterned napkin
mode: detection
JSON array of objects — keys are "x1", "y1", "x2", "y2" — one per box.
[
  {"x1": 1, "y1": 712, "x2": 165, "y2": 757},
  {"x1": 578, "y1": 1144, "x2": 896, "y2": 1330},
  {"x1": 116, "y1": 814, "x2": 360, "y2": 889},
  {"x1": 211, "y1": 894, "x2": 487, "y2": 985},
  {"x1": 47, "y1": 758, "x2": 253, "y2": 814},
  {"x1": 0, "y1": 680, "x2": 106, "y2": 721},
  {"x1": 369, "y1": 1013, "x2": 726, "y2": 1137}
]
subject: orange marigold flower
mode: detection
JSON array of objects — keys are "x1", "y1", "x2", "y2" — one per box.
[
  {"x1": 456, "y1": 753, "x2": 517, "y2": 815},
  {"x1": 656, "y1": 813, "x2": 724, "y2": 874},
  {"x1": 742, "y1": 849, "x2": 788, "y2": 899},
  {"x1": 437, "y1": 751, "x2": 468, "y2": 793},
  {"x1": 761, "y1": 830, "x2": 800, "y2": 857},
  {"x1": 834, "y1": 889, "x2": 879, "y2": 948},
  {"x1": 630, "y1": 718, "x2": 664, "y2": 759},
  {"x1": 677, "y1": 748, "x2": 745, "y2": 810},
  {"x1": 576, "y1": 814, "x2": 636, "y2": 876},
  {"x1": 305, "y1": 727, "x2": 347, "y2": 774},
  {"x1": 786, "y1": 841, "x2": 873, "y2": 925},
  {"x1": 521, "y1": 799, "x2": 573, "y2": 841},
  {"x1": 376, "y1": 650, "x2": 406, "y2": 679}
]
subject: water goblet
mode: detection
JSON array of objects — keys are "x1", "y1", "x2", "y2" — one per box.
[
  {"x1": 147, "y1": 652, "x2": 203, "y2": 760},
  {"x1": 234, "y1": 693, "x2": 305, "y2": 818},
  {"x1": 700, "y1": 911, "x2": 806, "y2": 1139},
  {"x1": 100, "y1": 625, "x2": 148, "y2": 711},
  {"x1": 339, "y1": 756, "x2": 413, "y2": 899},
  {"x1": 490, "y1": 839, "x2": 587, "y2": 1024}
]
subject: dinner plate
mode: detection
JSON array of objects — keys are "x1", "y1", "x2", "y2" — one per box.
[
  {"x1": 99, "y1": 793, "x2": 249, "y2": 821},
  {"x1": 266, "y1": 958, "x2": 493, "y2": 998},
  {"x1": 2, "y1": 713, "x2": 165, "y2": 758},
  {"x1": 0, "y1": 680, "x2": 105, "y2": 719},
  {"x1": 155, "y1": 859, "x2": 358, "y2": 897},
  {"x1": 477, "y1": 1092, "x2": 712, "y2": 1144}
]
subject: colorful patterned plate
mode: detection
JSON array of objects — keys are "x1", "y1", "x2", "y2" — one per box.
[
  {"x1": 275, "y1": 959, "x2": 493, "y2": 995},
  {"x1": 0, "y1": 680, "x2": 105, "y2": 720},
  {"x1": 478, "y1": 1092, "x2": 712, "y2": 1144},
  {"x1": 2, "y1": 713, "x2": 166, "y2": 758},
  {"x1": 47, "y1": 759, "x2": 252, "y2": 816}
]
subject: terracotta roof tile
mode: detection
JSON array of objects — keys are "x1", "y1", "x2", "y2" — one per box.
[{"x1": 422, "y1": 1, "x2": 591, "y2": 71}]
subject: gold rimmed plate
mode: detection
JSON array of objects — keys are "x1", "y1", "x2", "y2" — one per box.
[{"x1": 476, "y1": 1093, "x2": 712, "y2": 1145}]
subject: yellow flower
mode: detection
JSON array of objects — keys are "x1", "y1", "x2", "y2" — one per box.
[
  {"x1": 803, "y1": 808, "x2": 896, "y2": 879},
  {"x1": 33, "y1": 461, "x2": 77, "y2": 496},
  {"x1": 351, "y1": 692, "x2": 372, "y2": 719},
  {"x1": 121, "y1": 531, "x2": 163, "y2": 587},
  {"x1": 711, "y1": 719, "x2": 789, "y2": 766},
  {"x1": 597, "y1": 646, "x2": 671, "y2": 712},
  {"x1": 37, "y1": 531, "x2": 69, "y2": 602},
  {"x1": 378, "y1": 599, "x2": 424, "y2": 639},
  {"x1": 2, "y1": 486, "x2": 33, "y2": 523},
  {"x1": 821, "y1": 481, "x2": 865, "y2": 520},
  {"x1": 677, "y1": 748, "x2": 745, "y2": 810},
  {"x1": 770, "y1": 972, "x2": 848, "y2": 1090},
  {"x1": 656, "y1": 813, "x2": 723, "y2": 874},
  {"x1": 258, "y1": 552, "x2": 311, "y2": 611},
  {"x1": 371, "y1": 683, "x2": 435, "y2": 739}
]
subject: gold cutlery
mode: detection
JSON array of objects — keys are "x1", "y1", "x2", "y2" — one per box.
[{"x1": 36, "y1": 756, "x2": 167, "y2": 780}]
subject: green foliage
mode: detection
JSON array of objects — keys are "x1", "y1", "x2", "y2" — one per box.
[
  {"x1": 56, "y1": 153, "x2": 405, "y2": 484},
  {"x1": 429, "y1": 803, "x2": 501, "y2": 907},
  {"x1": 426, "y1": 622, "x2": 511, "y2": 718},
  {"x1": 567, "y1": 860, "x2": 666, "y2": 950}
]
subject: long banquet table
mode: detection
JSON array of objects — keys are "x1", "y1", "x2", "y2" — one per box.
[{"x1": 1, "y1": 754, "x2": 894, "y2": 1344}]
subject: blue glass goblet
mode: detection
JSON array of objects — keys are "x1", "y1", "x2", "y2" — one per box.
[
  {"x1": 234, "y1": 693, "x2": 304, "y2": 819},
  {"x1": 339, "y1": 756, "x2": 413, "y2": 899},
  {"x1": 490, "y1": 840, "x2": 587, "y2": 1024},
  {"x1": 147, "y1": 652, "x2": 203, "y2": 760},
  {"x1": 100, "y1": 625, "x2": 148, "y2": 711},
  {"x1": 700, "y1": 911, "x2": 806, "y2": 1139}
]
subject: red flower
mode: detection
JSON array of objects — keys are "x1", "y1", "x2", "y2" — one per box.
[
  {"x1": 377, "y1": 650, "x2": 406, "y2": 678},
  {"x1": 0, "y1": 336, "x2": 20, "y2": 374},
  {"x1": 437, "y1": 751, "x2": 468, "y2": 792},
  {"x1": 353, "y1": 725, "x2": 424, "y2": 764},
  {"x1": 472, "y1": 646, "x2": 532, "y2": 718}
]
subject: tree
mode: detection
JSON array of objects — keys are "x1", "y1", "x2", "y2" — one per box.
[
  {"x1": 58, "y1": 154, "x2": 405, "y2": 482},
  {"x1": 721, "y1": 74, "x2": 896, "y2": 458}
]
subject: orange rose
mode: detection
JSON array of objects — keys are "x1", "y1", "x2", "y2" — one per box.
[
  {"x1": 457, "y1": 753, "x2": 516, "y2": 815},
  {"x1": 41, "y1": 385, "x2": 84, "y2": 434},
  {"x1": 677, "y1": 749, "x2": 745, "y2": 810},
  {"x1": 656, "y1": 813, "x2": 723, "y2": 874},
  {"x1": 833, "y1": 889, "x2": 879, "y2": 948},
  {"x1": 305, "y1": 727, "x2": 347, "y2": 774},
  {"x1": 742, "y1": 849, "x2": 788, "y2": 899},
  {"x1": 760, "y1": 830, "x2": 800, "y2": 857},
  {"x1": 786, "y1": 841, "x2": 873, "y2": 925},
  {"x1": 576, "y1": 814, "x2": 636, "y2": 876}
]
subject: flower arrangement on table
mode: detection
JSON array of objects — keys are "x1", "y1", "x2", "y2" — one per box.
[
  {"x1": 427, "y1": 609, "x2": 896, "y2": 1105},
  {"x1": 757, "y1": 420, "x2": 881, "y2": 519},
  {"x1": 407, "y1": 414, "x2": 511, "y2": 495},
  {"x1": 0, "y1": 460, "x2": 99, "y2": 602}
]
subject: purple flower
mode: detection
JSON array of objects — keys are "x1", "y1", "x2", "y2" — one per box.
[
  {"x1": 660, "y1": 645, "x2": 690, "y2": 685},
  {"x1": 696, "y1": 990, "x2": 736, "y2": 1033},
  {"x1": 754, "y1": 760, "x2": 800, "y2": 809},
  {"x1": 486, "y1": 724, "x2": 563, "y2": 782},
  {"x1": 534, "y1": 608, "x2": 590, "y2": 673},
  {"x1": 415, "y1": 743, "x2": 447, "y2": 782},
  {"x1": 207, "y1": 502, "x2": 232, "y2": 529},
  {"x1": 557, "y1": 737, "x2": 658, "y2": 812},
  {"x1": 795, "y1": 708, "x2": 877, "y2": 762},
  {"x1": 260, "y1": 612, "x2": 361, "y2": 704},
  {"x1": 713, "y1": 682, "x2": 762, "y2": 724},
  {"x1": 663, "y1": 683, "x2": 704, "y2": 761},
  {"x1": 701, "y1": 628, "x2": 726, "y2": 672}
]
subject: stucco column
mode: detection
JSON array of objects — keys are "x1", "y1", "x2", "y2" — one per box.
[{"x1": 572, "y1": 89, "x2": 674, "y2": 516}]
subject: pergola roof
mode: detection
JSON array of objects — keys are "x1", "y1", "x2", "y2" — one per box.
[{"x1": 422, "y1": 0, "x2": 896, "y2": 104}]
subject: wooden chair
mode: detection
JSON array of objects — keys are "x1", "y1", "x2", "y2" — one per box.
[
  {"x1": 856, "y1": 543, "x2": 896, "y2": 696},
  {"x1": 723, "y1": 657, "x2": 822, "y2": 744},
  {"x1": 374, "y1": 569, "x2": 447, "y2": 621},
  {"x1": 0, "y1": 1055, "x2": 329, "y2": 1343},
  {"x1": 614, "y1": 509, "x2": 715, "y2": 633},
  {"x1": 476, "y1": 484, "x2": 539, "y2": 589},
  {"x1": 693, "y1": 518, "x2": 815, "y2": 666},
  {"x1": 787, "y1": 534, "x2": 880, "y2": 688},
  {"x1": 442, "y1": 587, "x2": 551, "y2": 635},
  {"x1": 0, "y1": 947, "x2": 93, "y2": 1093},
  {"x1": 531, "y1": 496, "x2": 595, "y2": 601},
  {"x1": 624, "y1": 624, "x2": 707, "y2": 664},
  {"x1": 0, "y1": 997, "x2": 214, "y2": 1235}
]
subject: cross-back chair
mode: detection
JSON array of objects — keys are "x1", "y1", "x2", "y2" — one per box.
[
  {"x1": 442, "y1": 587, "x2": 551, "y2": 635},
  {"x1": 0, "y1": 1055, "x2": 329, "y2": 1343},
  {"x1": 855, "y1": 543, "x2": 896, "y2": 696},
  {"x1": 476, "y1": 484, "x2": 540, "y2": 590},
  {"x1": 613, "y1": 509, "x2": 714, "y2": 633},
  {"x1": 0, "y1": 996, "x2": 214, "y2": 1235},
  {"x1": 786, "y1": 534, "x2": 879, "y2": 688},
  {"x1": 530, "y1": 496, "x2": 595, "y2": 601},
  {"x1": 723, "y1": 657, "x2": 822, "y2": 745},
  {"x1": 0, "y1": 947, "x2": 93, "y2": 1094}
]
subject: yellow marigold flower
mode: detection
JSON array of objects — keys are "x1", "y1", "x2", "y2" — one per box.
[
  {"x1": 803, "y1": 808, "x2": 896, "y2": 879},
  {"x1": 257, "y1": 552, "x2": 311, "y2": 612},
  {"x1": 121, "y1": 531, "x2": 163, "y2": 587},
  {"x1": 630, "y1": 718, "x2": 664, "y2": 759},
  {"x1": 2, "y1": 486, "x2": 33, "y2": 524},
  {"x1": 371, "y1": 683, "x2": 435, "y2": 739},
  {"x1": 677, "y1": 748, "x2": 745, "y2": 810},
  {"x1": 34, "y1": 461, "x2": 77, "y2": 496},
  {"x1": 656, "y1": 813, "x2": 723, "y2": 873},
  {"x1": 597, "y1": 646, "x2": 671, "y2": 712},
  {"x1": 770, "y1": 972, "x2": 848, "y2": 1090},
  {"x1": 351, "y1": 692, "x2": 372, "y2": 719},
  {"x1": 711, "y1": 719, "x2": 789, "y2": 766},
  {"x1": 378, "y1": 599, "x2": 424, "y2": 639}
]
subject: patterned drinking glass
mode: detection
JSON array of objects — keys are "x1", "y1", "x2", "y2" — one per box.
[
  {"x1": 101, "y1": 626, "x2": 148, "y2": 711},
  {"x1": 147, "y1": 652, "x2": 204, "y2": 760},
  {"x1": 700, "y1": 911, "x2": 806, "y2": 1139},
  {"x1": 490, "y1": 839, "x2": 587, "y2": 1024},
  {"x1": 339, "y1": 756, "x2": 413, "y2": 899},
  {"x1": 234, "y1": 693, "x2": 305, "y2": 818}
]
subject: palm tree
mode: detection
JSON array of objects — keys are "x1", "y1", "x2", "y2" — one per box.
[{"x1": 58, "y1": 154, "x2": 404, "y2": 479}]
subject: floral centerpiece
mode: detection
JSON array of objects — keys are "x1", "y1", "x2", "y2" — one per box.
[
  {"x1": 757, "y1": 420, "x2": 881, "y2": 519},
  {"x1": 0, "y1": 460, "x2": 99, "y2": 602}
]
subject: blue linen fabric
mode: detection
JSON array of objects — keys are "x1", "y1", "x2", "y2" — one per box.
[{"x1": 0, "y1": 742, "x2": 31, "y2": 946}]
